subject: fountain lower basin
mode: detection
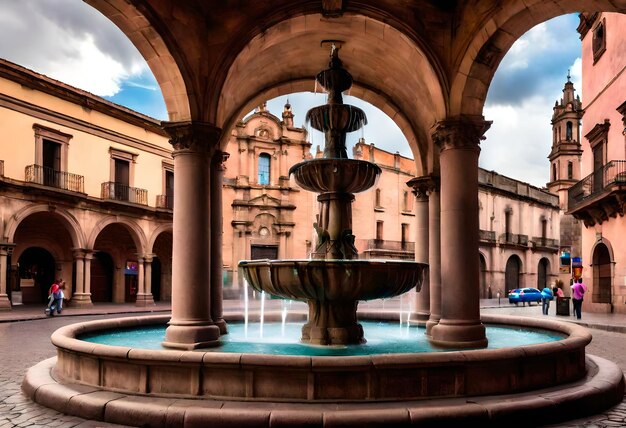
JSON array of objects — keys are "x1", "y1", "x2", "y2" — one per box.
[{"x1": 47, "y1": 312, "x2": 590, "y2": 402}]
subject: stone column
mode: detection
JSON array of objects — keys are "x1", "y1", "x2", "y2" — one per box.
[
  {"x1": 430, "y1": 117, "x2": 491, "y2": 348},
  {"x1": 162, "y1": 121, "x2": 222, "y2": 349},
  {"x1": 71, "y1": 249, "x2": 92, "y2": 307},
  {"x1": 210, "y1": 151, "x2": 228, "y2": 334},
  {"x1": 0, "y1": 244, "x2": 15, "y2": 309},
  {"x1": 406, "y1": 176, "x2": 432, "y2": 325},
  {"x1": 425, "y1": 184, "x2": 441, "y2": 337},
  {"x1": 135, "y1": 254, "x2": 155, "y2": 306}
]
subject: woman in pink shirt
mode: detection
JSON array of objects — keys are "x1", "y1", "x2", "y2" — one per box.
[{"x1": 571, "y1": 278, "x2": 587, "y2": 319}]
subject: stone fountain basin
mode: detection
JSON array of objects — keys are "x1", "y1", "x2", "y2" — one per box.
[
  {"x1": 306, "y1": 104, "x2": 366, "y2": 132},
  {"x1": 40, "y1": 313, "x2": 594, "y2": 404},
  {"x1": 238, "y1": 259, "x2": 425, "y2": 302},
  {"x1": 289, "y1": 159, "x2": 382, "y2": 193}
]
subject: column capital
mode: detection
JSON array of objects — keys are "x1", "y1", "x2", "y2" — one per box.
[
  {"x1": 432, "y1": 116, "x2": 492, "y2": 153},
  {"x1": 212, "y1": 150, "x2": 230, "y2": 171},
  {"x1": 162, "y1": 121, "x2": 222, "y2": 154},
  {"x1": 407, "y1": 175, "x2": 440, "y2": 199},
  {"x1": 0, "y1": 242, "x2": 15, "y2": 257}
]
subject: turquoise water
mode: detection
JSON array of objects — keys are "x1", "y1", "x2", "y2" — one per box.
[{"x1": 79, "y1": 321, "x2": 565, "y2": 356}]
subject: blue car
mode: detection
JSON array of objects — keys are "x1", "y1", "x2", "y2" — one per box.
[{"x1": 508, "y1": 287, "x2": 542, "y2": 305}]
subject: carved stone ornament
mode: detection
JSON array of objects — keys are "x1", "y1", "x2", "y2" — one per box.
[
  {"x1": 162, "y1": 121, "x2": 222, "y2": 154},
  {"x1": 431, "y1": 117, "x2": 492, "y2": 153}
]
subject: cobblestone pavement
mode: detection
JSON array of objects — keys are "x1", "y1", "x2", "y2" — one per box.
[{"x1": 0, "y1": 302, "x2": 625, "y2": 427}]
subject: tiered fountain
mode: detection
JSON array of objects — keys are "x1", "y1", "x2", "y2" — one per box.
[{"x1": 238, "y1": 45, "x2": 427, "y2": 345}]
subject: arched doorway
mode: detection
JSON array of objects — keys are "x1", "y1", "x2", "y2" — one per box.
[
  {"x1": 479, "y1": 253, "x2": 489, "y2": 298},
  {"x1": 537, "y1": 258, "x2": 549, "y2": 290},
  {"x1": 505, "y1": 255, "x2": 522, "y2": 294},
  {"x1": 151, "y1": 257, "x2": 162, "y2": 302},
  {"x1": 592, "y1": 243, "x2": 612, "y2": 304},
  {"x1": 91, "y1": 252, "x2": 114, "y2": 302},
  {"x1": 17, "y1": 247, "x2": 56, "y2": 304}
]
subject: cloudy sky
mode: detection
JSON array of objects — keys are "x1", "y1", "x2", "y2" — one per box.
[{"x1": 0, "y1": 1, "x2": 581, "y2": 188}]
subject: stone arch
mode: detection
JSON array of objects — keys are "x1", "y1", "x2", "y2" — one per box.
[
  {"x1": 147, "y1": 223, "x2": 173, "y2": 254},
  {"x1": 84, "y1": 0, "x2": 191, "y2": 122},
  {"x1": 505, "y1": 254, "x2": 523, "y2": 294},
  {"x1": 591, "y1": 239, "x2": 614, "y2": 305},
  {"x1": 5, "y1": 204, "x2": 85, "y2": 249},
  {"x1": 87, "y1": 217, "x2": 147, "y2": 253},
  {"x1": 450, "y1": 1, "x2": 626, "y2": 118},
  {"x1": 537, "y1": 257, "x2": 550, "y2": 290}
]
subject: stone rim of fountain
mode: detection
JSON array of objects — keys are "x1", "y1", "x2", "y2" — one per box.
[{"x1": 23, "y1": 312, "x2": 626, "y2": 426}]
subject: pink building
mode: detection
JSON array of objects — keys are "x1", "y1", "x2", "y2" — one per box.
[{"x1": 568, "y1": 13, "x2": 626, "y2": 314}]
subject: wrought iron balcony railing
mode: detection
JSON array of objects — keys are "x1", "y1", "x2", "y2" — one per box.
[
  {"x1": 24, "y1": 165, "x2": 84, "y2": 193},
  {"x1": 498, "y1": 233, "x2": 528, "y2": 246},
  {"x1": 366, "y1": 239, "x2": 415, "y2": 252},
  {"x1": 479, "y1": 230, "x2": 496, "y2": 243},
  {"x1": 101, "y1": 182, "x2": 148, "y2": 205},
  {"x1": 568, "y1": 160, "x2": 626, "y2": 211},
  {"x1": 531, "y1": 237, "x2": 559, "y2": 249},
  {"x1": 156, "y1": 194, "x2": 174, "y2": 210}
]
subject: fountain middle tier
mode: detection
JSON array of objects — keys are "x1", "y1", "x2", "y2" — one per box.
[{"x1": 239, "y1": 259, "x2": 426, "y2": 345}]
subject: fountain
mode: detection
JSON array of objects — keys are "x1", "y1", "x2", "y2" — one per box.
[
  {"x1": 22, "y1": 45, "x2": 625, "y2": 427},
  {"x1": 239, "y1": 44, "x2": 427, "y2": 345}
]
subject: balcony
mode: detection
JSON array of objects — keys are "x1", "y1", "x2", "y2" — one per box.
[
  {"x1": 156, "y1": 194, "x2": 174, "y2": 210},
  {"x1": 498, "y1": 232, "x2": 528, "y2": 248},
  {"x1": 567, "y1": 160, "x2": 626, "y2": 226},
  {"x1": 361, "y1": 239, "x2": 415, "y2": 260},
  {"x1": 531, "y1": 237, "x2": 559, "y2": 252},
  {"x1": 25, "y1": 165, "x2": 84, "y2": 193},
  {"x1": 479, "y1": 230, "x2": 496, "y2": 245},
  {"x1": 101, "y1": 182, "x2": 148, "y2": 205}
]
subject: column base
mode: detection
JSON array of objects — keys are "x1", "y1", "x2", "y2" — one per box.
[
  {"x1": 213, "y1": 318, "x2": 228, "y2": 335},
  {"x1": 163, "y1": 324, "x2": 222, "y2": 350},
  {"x1": 425, "y1": 317, "x2": 440, "y2": 338},
  {"x1": 70, "y1": 293, "x2": 93, "y2": 308},
  {"x1": 0, "y1": 294, "x2": 11, "y2": 310},
  {"x1": 135, "y1": 293, "x2": 155, "y2": 307},
  {"x1": 429, "y1": 319, "x2": 487, "y2": 349}
]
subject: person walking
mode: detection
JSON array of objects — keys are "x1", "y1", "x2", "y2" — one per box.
[
  {"x1": 571, "y1": 278, "x2": 587, "y2": 320},
  {"x1": 541, "y1": 286, "x2": 553, "y2": 315},
  {"x1": 54, "y1": 280, "x2": 66, "y2": 315},
  {"x1": 45, "y1": 279, "x2": 60, "y2": 316}
]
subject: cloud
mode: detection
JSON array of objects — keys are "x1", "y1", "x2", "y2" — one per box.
[
  {"x1": 487, "y1": 14, "x2": 581, "y2": 107},
  {"x1": 0, "y1": 0, "x2": 149, "y2": 97}
]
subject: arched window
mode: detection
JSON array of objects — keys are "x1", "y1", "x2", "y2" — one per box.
[
  {"x1": 567, "y1": 161, "x2": 573, "y2": 179},
  {"x1": 258, "y1": 153, "x2": 271, "y2": 185},
  {"x1": 566, "y1": 121, "x2": 573, "y2": 140},
  {"x1": 375, "y1": 188, "x2": 382, "y2": 207}
]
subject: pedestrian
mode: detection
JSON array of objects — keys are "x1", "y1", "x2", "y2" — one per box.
[
  {"x1": 541, "y1": 285, "x2": 553, "y2": 315},
  {"x1": 55, "y1": 280, "x2": 66, "y2": 314},
  {"x1": 571, "y1": 277, "x2": 587, "y2": 320},
  {"x1": 45, "y1": 279, "x2": 60, "y2": 316},
  {"x1": 553, "y1": 286, "x2": 564, "y2": 298}
]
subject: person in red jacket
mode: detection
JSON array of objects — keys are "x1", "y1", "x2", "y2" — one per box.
[{"x1": 45, "y1": 279, "x2": 60, "y2": 316}]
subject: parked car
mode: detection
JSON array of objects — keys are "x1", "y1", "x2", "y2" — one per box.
[{"x1": 508, "y1": 287, "x2": 542, "y2": 305}]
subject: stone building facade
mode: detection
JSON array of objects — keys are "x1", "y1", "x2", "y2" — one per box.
[
  {"x1": 478, "y1": 169, "x2": 560, "y2": 298},
  {"x1": 0, "y1": 58, "x2": 174, "y2": 309},
  {"x1": 568, "y1": 12, "x2": 626, "y2": 314}
]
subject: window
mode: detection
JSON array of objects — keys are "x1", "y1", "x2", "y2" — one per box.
[
  {"x1": 541, "y1": 216, "x2": 547, "y2": 239},
  {"x1": 108, "y1": 147, "x2": 137, "y2": 202},
  {"x1": 258, "y1": 153, "x2": 271, "y2": 185},
  {"x1": 566, "y1": 121, "x2": 573, "y2": 140},
  {"x1": 592, "y1": 19, "x2": 606, "y2": 63},
  {"x1": 552, "y1": 163, "x2": 557, "y2": 181},
  {"x1": 375, "y1": 189, "x2": 381, "y2": 207},
  {"x1": 401, "y1": 223, "x2": 409, "y2": 244},
  {"x1": 567, "y1": 161, "x2": 573, "y2": 180},
  {"x1": 32, "y1": 124, "x2": 72, "y2": 188},
  {"x1": 504, "y1": 207, "x2": 512, "y2": 240},
  {"x1": 376, "y1": 221, "x2": 383, "y2": 241}
]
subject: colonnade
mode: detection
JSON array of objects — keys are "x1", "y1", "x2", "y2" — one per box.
[{"x1": 160, "y1": 115, "x2": 491, "y2": 349}]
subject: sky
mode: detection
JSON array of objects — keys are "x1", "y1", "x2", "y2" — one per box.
[{"x1": 0, "y1": 1, "x2": 582, "y2": 188}]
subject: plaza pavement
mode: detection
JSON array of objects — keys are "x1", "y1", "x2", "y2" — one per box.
[{"x1": 1, "y1": 297, "x2": 625, "y2": 427}]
